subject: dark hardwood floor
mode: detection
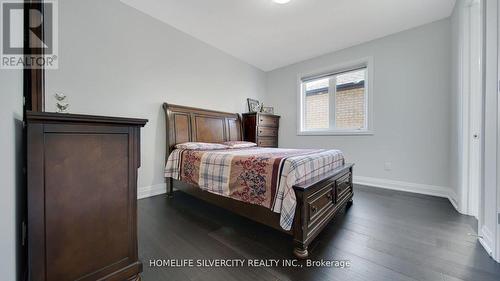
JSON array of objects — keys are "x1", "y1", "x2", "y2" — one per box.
[{"x1": 138, "y1": 185, "x2": 500, "y2": 281}]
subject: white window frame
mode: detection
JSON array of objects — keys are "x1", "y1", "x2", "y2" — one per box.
[{"x1": 297, "y1": 57, "x2": 374, "y2": 136}]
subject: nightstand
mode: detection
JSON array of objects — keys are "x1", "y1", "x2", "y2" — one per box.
[{"x1": 242, "y1": 112, "x2": 280, "y2": 147}]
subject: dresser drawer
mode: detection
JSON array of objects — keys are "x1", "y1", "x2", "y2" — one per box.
[
  {"x1": 336, "y1": 172, "x2": 352, "y2": 201},
  {"x1": 258, "y1": 126, "x2": 278, "y2": 137},
  {"x1": 307, "y1": 181, "x2": 335, "y2": 227},
  {"x1": 257, "y1": 137, "x2": 277, "y2": 147},
  {"x1": 258, "y1": 115, "x2": 279, "y2": 127}
]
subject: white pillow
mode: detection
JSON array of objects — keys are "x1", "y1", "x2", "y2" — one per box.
[
  {"x1": 175, "y1": 142, "x2": 228, "y2": 150},
  {"x1": 223, "y1": 141, "x2": 257, "y2": 148}
]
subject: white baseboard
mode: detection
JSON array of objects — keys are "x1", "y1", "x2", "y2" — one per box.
[
  {"x1": 137, "y1": 183, "x2": 166, "y2": 199},
  {"x1": 446, "y1": 188, "x2": 466, "y2": 214},
  {"x1": 479, "y1": 225, "x2": 495, "y2": 259},
  {"x1": 354, "y1": 176, "x2": 463, "y2": 213},
  {"x1": 139, "y1": 176, "x2": 463, "y2": 213}
]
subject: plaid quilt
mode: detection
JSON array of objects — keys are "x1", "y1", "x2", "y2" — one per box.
[{"x1": 165, "y1": 147, "x2": 345, "y2": 230}]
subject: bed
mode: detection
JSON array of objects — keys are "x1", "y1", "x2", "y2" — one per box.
[{"x1": 163, "y1": 103, "x2": 354, "y2": 258}]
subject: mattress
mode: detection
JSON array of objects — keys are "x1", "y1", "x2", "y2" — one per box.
[{"x1": 165, "y1": 147, "x2": 345, "y2": 230}]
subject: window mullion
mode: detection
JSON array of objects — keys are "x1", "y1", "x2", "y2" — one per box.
[
  {"x1": 363, "y1": 69, "x2": 368, "y2": 130},
  {"x1": 329, "y1": 76, "x2": 337, "y2": 130},
  {"x1": 301, "y1": 83, "x2": 306, "y2": 131}
]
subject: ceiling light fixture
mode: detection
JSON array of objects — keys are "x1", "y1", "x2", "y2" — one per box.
[{"x1": 273, "y1": 0, "x2": 291, "y2": 4}]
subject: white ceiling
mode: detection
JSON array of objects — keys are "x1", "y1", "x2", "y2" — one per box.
[{"x1": 120, "y1": 0, "x2": 456, "y2": 71}]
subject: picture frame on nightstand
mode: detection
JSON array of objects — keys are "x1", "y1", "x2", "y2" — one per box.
[{"x1": 247, "y1": 98, "x2": 261, "y2": 113}]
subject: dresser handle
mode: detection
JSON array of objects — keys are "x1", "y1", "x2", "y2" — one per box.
[
  {"x1": 311, "y1": 206, "x2": 317, "y2": 213},
  {"x1": 327, "y1": 193, "x2": 332, "y2": 199}
]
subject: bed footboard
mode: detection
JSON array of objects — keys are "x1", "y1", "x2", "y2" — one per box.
[{"x1": 292, "y1": 164, "x2": 354, "y2": 258}]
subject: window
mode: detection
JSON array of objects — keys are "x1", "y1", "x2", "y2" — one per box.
[{"x1": 299, "y1": 62, "x2": 372, "y2": 135}]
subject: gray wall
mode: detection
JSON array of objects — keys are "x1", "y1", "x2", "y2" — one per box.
[
  {"x1": 0, "y1": 69, "x2": 23, "y2": 280},
  {"x1": 266, "y1": 19, "x2": 452, "y2": 189},
  {"x1": 45, "y1": 0, "x2": 267, "y2": 195}
]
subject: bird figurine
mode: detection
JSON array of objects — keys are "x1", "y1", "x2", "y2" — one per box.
[
  {"x1": 54, "y1": 93, "x2": 69, "y2": 113},
  {"x1": 56, "y1": 102, "x2": 69, "y2": 113},
  {"x1": 55, "y1": 92, "x2": 66, "y2": 101}
]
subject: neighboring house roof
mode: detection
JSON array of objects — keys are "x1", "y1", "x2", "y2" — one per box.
[
  {"x1": 305, "y1": 69, "x2": 365, "y2": 96},
  {"x1": 306, "y1": 81, "x2": 365, "y2": 96},
  {"x1": 337, "y1": 70, "x2": 365, "y2": 85}
]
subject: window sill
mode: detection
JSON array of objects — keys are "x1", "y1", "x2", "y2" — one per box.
[{"x1": 297, "y1": 130, "x2": 374, "y2": 136}]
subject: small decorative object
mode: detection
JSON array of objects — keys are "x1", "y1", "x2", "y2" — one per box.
[
  {"x1": 54, "y1": 93, "x2": 69, "y2": 113},
  {"x1": 247, "y1": 98, "x2": 261, "y2": 113},
  {"x1": 56, "y1": 103, "x2": 69, "y2": 113},
  {"x1": 262, "y1": 106, "x2": 274, "y2": 114},
  {"x1": 54, "y1": 92, "x2": 66, "y2": 101}
]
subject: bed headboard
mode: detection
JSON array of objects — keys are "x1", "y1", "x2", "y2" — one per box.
[{"x1": 163, "y1": 103, "x2": 243, "y2": 157}]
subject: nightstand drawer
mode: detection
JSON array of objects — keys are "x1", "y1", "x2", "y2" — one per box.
[
  {"x1": 257, "y1": 137, "x2": 277, "y2": 147},
  {"x1": 258, "y1": 115, "x2": 279, "y2": 127},
  {"x1": 258, "y1": 126, "x2": 278, "y2": 137}
]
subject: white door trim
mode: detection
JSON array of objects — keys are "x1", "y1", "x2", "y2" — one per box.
[
  {"x1": 480, "y1": 0, "x2": 499, "y2": 263},
  {"x1": 459, "y1": 0, "x2": 483, "y2": 218},
  {"x1": 468, "y1": 0, "x2": 483, "y2": 218}
]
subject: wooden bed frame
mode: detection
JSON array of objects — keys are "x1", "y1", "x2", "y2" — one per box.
[{"x1": 163, "y1": 103, "x2": 354, "y2": 258}]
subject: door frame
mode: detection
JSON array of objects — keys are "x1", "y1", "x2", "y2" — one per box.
[
  {"x1": 459, "y1": 0, "x2": 483, "y2": 218},
  {"x1": 479, "y1": 0, "x2": 499, "y2": 263},
  {"x1": 23, "y1": 0, "x2": 45, "y2": 112}
]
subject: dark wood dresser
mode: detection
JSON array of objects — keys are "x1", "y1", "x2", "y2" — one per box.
[
  {"x1": 242, "y1": 112, "x2": 280, "y2": 147},
  {"x1": 26, "y1": 111, "x2": 147, "y2": 281}
]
